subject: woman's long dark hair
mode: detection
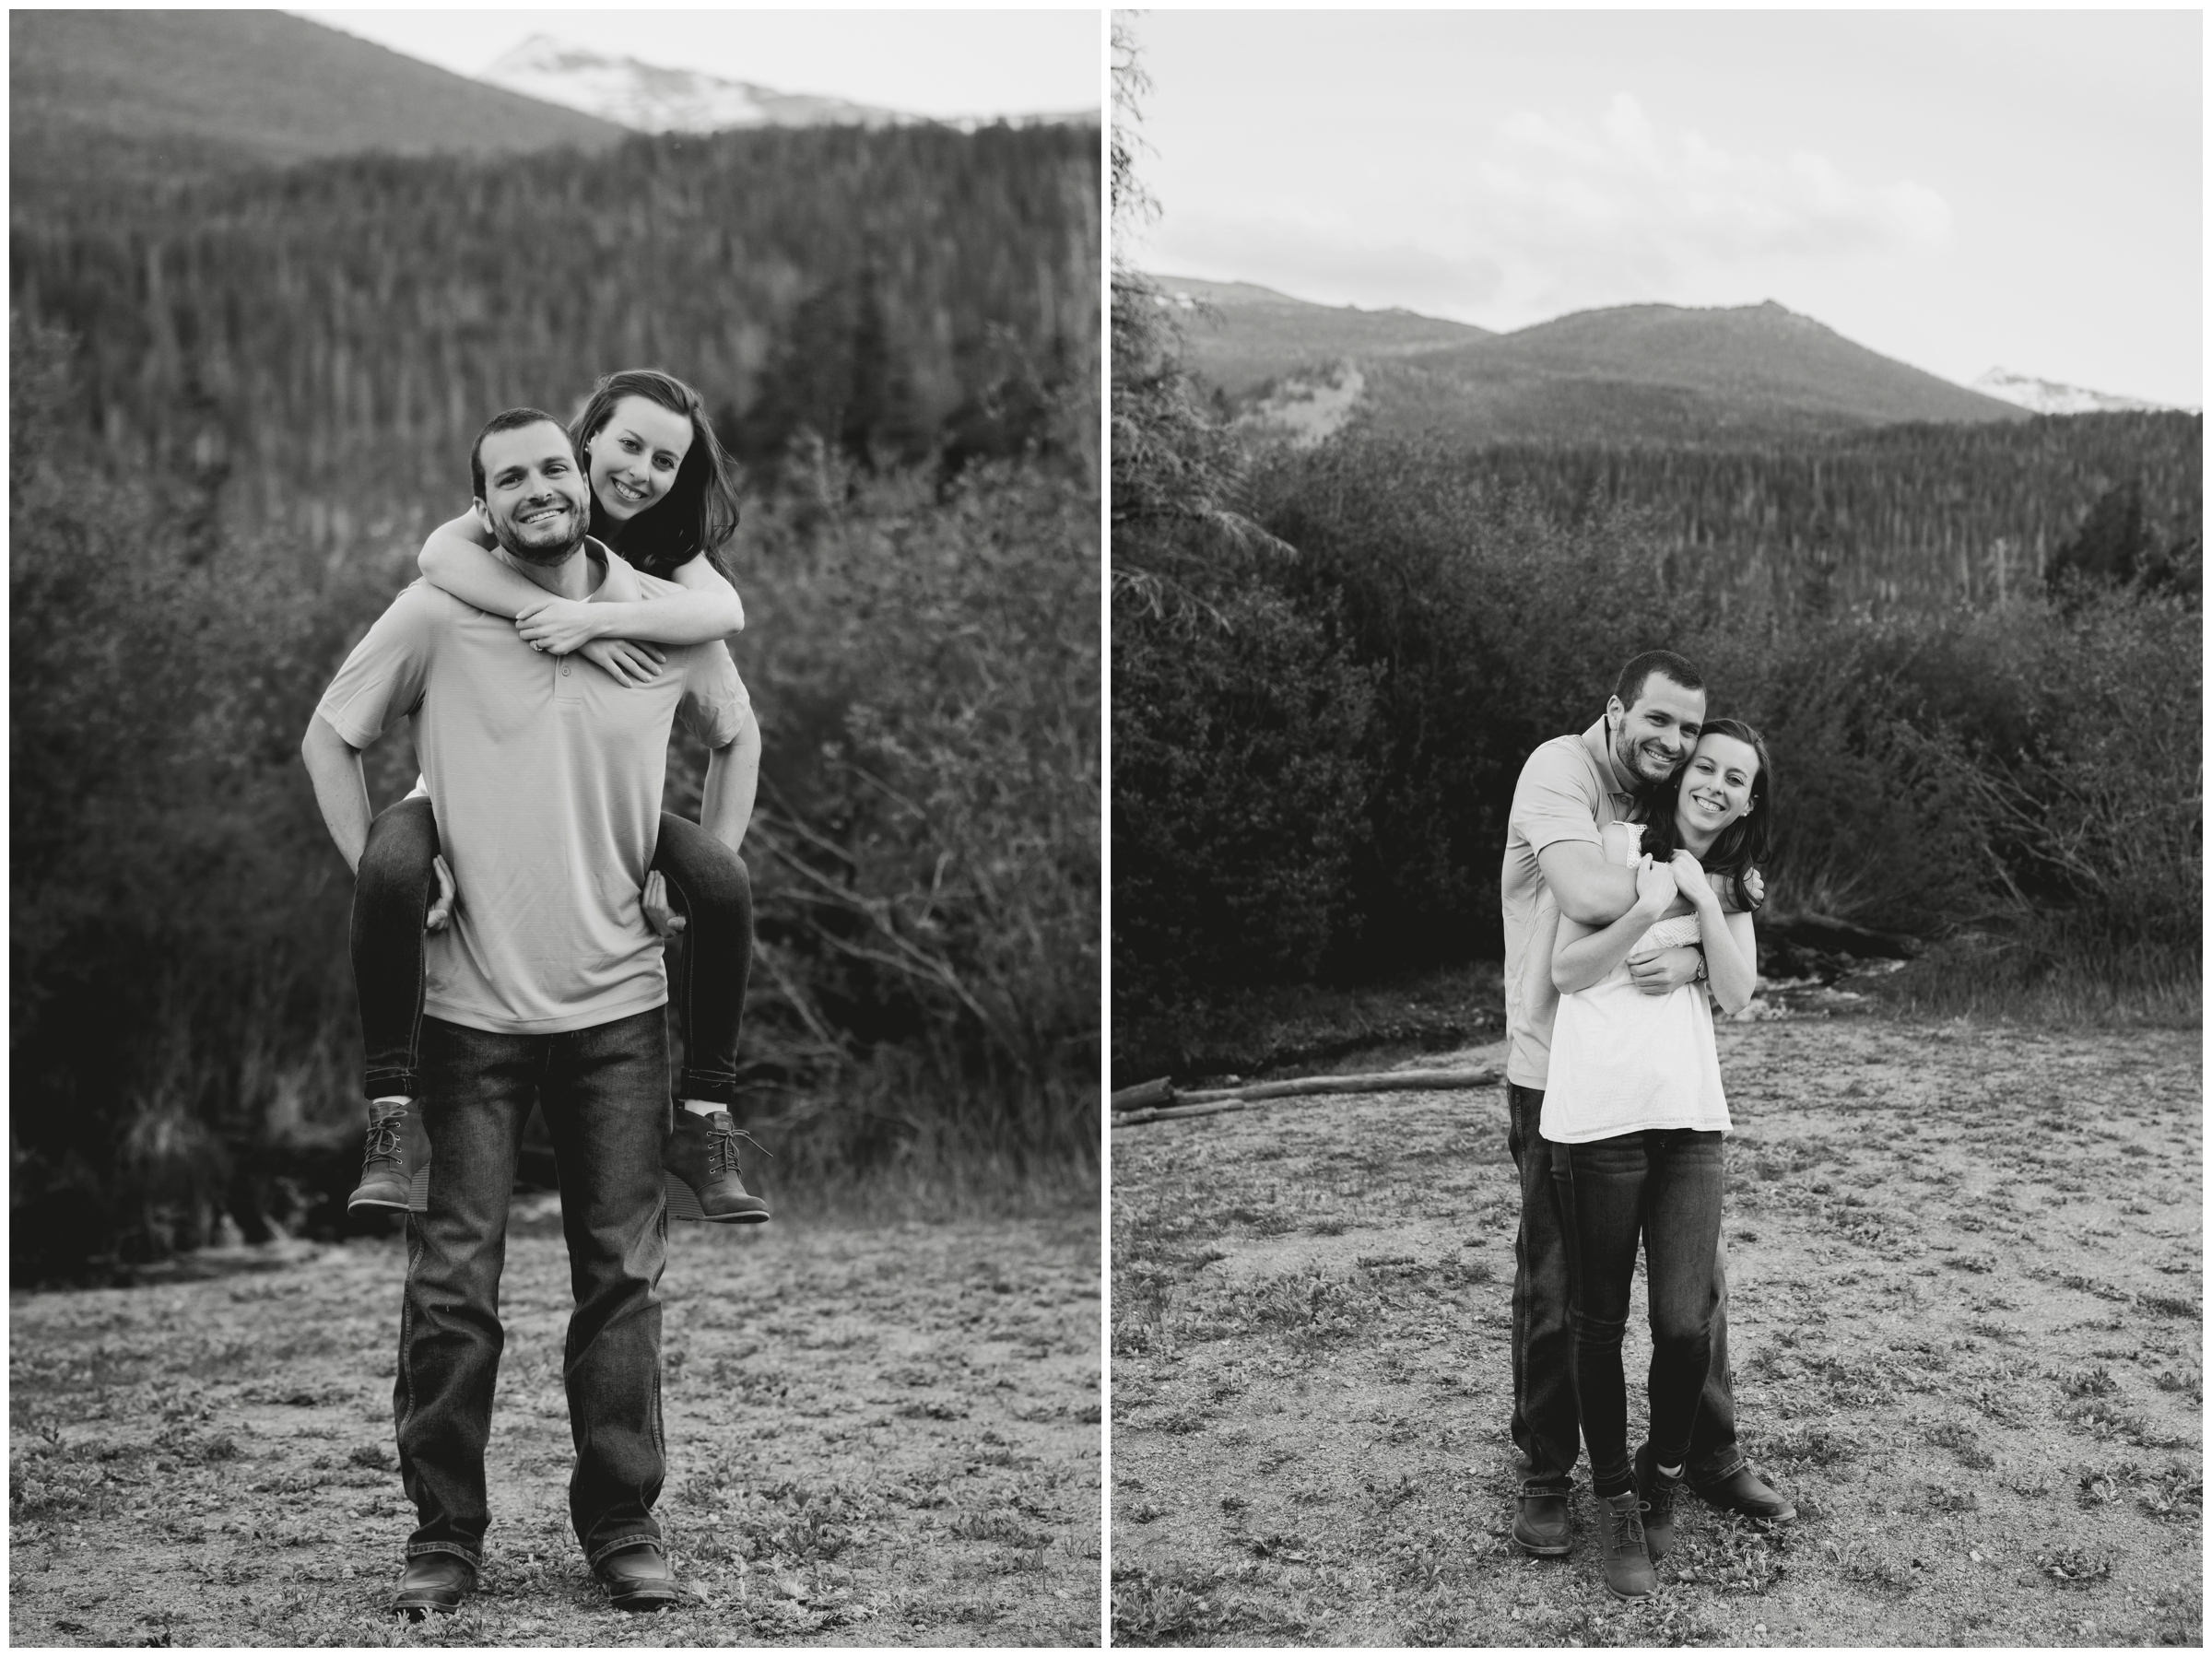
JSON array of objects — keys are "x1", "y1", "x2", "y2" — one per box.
[
  {"x1": 570, "y1": 369, "x2": 740, "y2": 582},
  {"x1": 1636, "y1": 717, "x2": 1773, "y2": 911}
]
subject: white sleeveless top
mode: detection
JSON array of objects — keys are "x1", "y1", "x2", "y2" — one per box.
[{"x1": 1539, "y1": 824, "x2": 1732, "y2": 1144}]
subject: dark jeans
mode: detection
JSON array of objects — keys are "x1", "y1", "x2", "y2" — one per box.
[
  {"x1": 1551, "y1": 1129, "x2": 1725, "y2": 1497},
  {"x1": 395, "y1": 1010, "x2": 670, "y2": 1568},
  {"x1": 1506, "y1": 1083, "x2": 1743, "y2": 1491},
  {"x1": 353, "y1": 796, "x2": 753, "y2": 1106}
]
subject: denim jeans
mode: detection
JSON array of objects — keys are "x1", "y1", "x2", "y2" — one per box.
[
  {"x1": 394, "y1": 1009, "x2": 670, "y2": 1568},
  {"x1": 1551, "y1": 1129, "x2": 1725, "y2": 1497},
  {"x1": 1506, "y1": 1084, "x2": 1744, "y2": 1491},
  {"x1": 353, "y1": 797, "x2": 753, "y2": 1106}
]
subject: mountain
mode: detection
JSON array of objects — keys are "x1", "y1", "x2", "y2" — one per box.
[
  {"x1": 1161, "y1": 279, "x2": 2032, "y2": 445},
  {"x1": 8, "y1": 11, "x2": 626, "y2": 206},
  {"x1": 1361, "y1": 300, "x2": 2030, "y2": 444},
  {"x1": 1145, "y1": 275, "x2": 1494, "y2": 397},
  {"x1": 1973, "y1": 366, "x2": 2181, "y2": 417},
  {"x1": 478, "y1": 36, "x2": 912, "y2": 133}
]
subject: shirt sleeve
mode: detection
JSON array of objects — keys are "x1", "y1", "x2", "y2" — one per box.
[
  {"x1": 313, "y1": 585, "x2": 441, "y2": 747},
  {"x1": 675, "y1": 640, "x2": 752, "y2": 748},
  {"x1": 1509, "y1": 739, "x2": 1604, "y2": 857}
]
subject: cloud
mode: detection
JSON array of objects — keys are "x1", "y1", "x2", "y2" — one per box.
[
  {"x1": 1457, "y1": 95, "x2": 1954, "y2": 316},
  {"x1": 1151, "y1": 93, "x2": 1958, "y2": 329}
]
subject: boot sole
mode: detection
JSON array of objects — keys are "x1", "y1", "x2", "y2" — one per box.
[
  {"x1": 1511, "y1": 1534, "x2": 1572, "y2": 1557},
  {"x1": 1694, "y1": 1489, "x2": 1796, "y2": 1522},
  {"x1": 664, "y1": 1171, "x2": 770, "y2": 1225},
  {"x1": 348, "y1": 1193, "x2": 411, "y2": 1215}
]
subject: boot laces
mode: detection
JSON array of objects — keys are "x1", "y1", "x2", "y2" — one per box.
[
  {"x1": 1606, "y1": 1495, "x2": 1649, "y2": 1554},
  {"x1": 363, "y1": 1114, "x2": 406, "y2": 1165},
  {"x1": 707, "y1": 1122, "x2": 771, "y2": 1178}
]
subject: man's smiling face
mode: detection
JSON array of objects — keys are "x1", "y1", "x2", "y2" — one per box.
[
  {"x1": 1608, "y1": 673, "x2": 1707, "y2": 787},
  {"x1": 474, "y1": 421, "x2": 590, "y2": 566}
]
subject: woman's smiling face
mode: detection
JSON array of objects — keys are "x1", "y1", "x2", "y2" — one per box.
[
  {"x1": 1673, "y1": 731, "x2": 1760, "y2": 843},
  {"x1": 585, "y1": 394, "x2": 695, "y2": 523}
]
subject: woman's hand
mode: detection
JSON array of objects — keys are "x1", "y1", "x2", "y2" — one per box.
[
  {"x1": 1671, "y1": 850, "x2": 1717, "y2": 907},
  {"x1": 1633, "y1": 852, "x2": 1678, "y2": 913},
  {"x1": 424, "y1": 855, "x2": 456, "y2": 933},
  {"x1": 515, "y1": 597, "x2": 604, "y2": 656},
  {"x1": 579, "y1": 639, "x2": 666, "y2": 688},
  {"x1": 641, "y1": 871, "x2": 688, "y2": 939}
]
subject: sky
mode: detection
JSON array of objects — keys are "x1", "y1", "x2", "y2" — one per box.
[
  {"x1": 1116, "y1": 10, "x2": 2202, "y2": 406},
  {"x1": 305, "y1": 8, "x2": 1103, "y2": 121}
]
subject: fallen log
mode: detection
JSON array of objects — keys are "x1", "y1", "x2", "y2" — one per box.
[
  {"x1": 1113, "y1": 1099, "x2": 1253, "y2": 1127},
  {"x1": 1113, "y1": 1065, "x2": 1501, "y2": 1128},
  {"x1": 1109, "y1": 1075, "x2": 1176, "y2": 1113}
]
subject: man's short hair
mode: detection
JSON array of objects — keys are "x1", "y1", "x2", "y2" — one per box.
[
  {"x1": 470, "y1": 408, "x2": 572, "y2": 500},
  {"x1": 1613, "y1": 649, "x2": 1704, "y2": 711}
]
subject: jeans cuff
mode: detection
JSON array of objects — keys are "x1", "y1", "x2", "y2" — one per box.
[
  {"x1": 405, "y1": 1540, "x2": 481, "y2": 1569},
  {"x1": 1691, "y1": 1446, "x2": 1748, "y2": 1487},
  {"x1": 586, "y1": 1533, "x2": 664, "y2": 1569},
  {"x1": 365, "y1": 1068, "x2": 419, "y2": 1101},
  {"x1": 675, "y1": 1076, "x2": 740, "y2": 1107},
  {"x1": 1519, "y1": 1477, "x2": 1573, "y2": 1497}
]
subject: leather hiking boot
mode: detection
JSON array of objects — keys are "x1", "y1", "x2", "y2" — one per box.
[
  {"x1": 1633, "y1": 1443, "x2": 1684, "y2": 1561},
  {"x1": 391, "y1": 1552, "x2": 475, "y2": 1618},
  {"x1": 1695, "y1": 1462, "x2": 1796, "y2": 1522},
  {"x1": 663, "y1": 1110, "x2": 771, "y2": 1224},
  {"x1": 1511, "y1": 1485, "x2": 1573, "y2": 1556},
  {"x1": 1595, "y1": 1489, "x2": 1656, "y2": 1599},
  {"x1": 594, "y1": 1543, "x2": 681, "y2": 1611},
  {"x1": 348, "y1": 1100, "x2": 413, "y2": 1215}
]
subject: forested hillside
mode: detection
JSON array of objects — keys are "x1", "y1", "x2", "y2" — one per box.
[
  {"x1": 13, "y1": 122, "x2": 1100, "y2": 548},
  {"x1": 1316, "y1": 413, "x2": 2203, "y2": 613},
  {"x1": 8, "y1": 10, "x2": 626, "y2": 198},
  {"x1": 1148, "y1": 274, "x2": 1494, "y2": 396}
]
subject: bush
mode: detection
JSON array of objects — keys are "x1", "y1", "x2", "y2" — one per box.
[
  {"x1": 724, "y1": 452, "x2": 1100, "y2": 1175},
  {"x1": 11, "y1": 315, "x2": 368, "y2": 1274}
]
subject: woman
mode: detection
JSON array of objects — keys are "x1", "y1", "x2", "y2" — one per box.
[
  {"x1": 347, "y1": 369, "x2": 769, "y2": 1225},
  {"x1": 1541, "y1": 720, "x2": 1769, "y2": 1600}
]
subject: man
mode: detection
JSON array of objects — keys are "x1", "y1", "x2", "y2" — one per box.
[
  {"x1": 1499, "y1": 649, "x2": 1792, "y2": 1559},
  {"x1": 300, "y1": 409, "x2": 759, "y2": 1616}
]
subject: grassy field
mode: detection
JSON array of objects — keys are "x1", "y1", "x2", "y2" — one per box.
[
  {"x1": 1110, "y1": 1015, "x2": 2201, "y2": 1646},
  {"x1": 11, "y1": 1201, "x2": 1100, "y2": 1647}
]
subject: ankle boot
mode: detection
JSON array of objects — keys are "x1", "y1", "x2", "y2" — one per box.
[{"x1": 1595, "y1": 1488, "x2": 1656, "y2": 1599}]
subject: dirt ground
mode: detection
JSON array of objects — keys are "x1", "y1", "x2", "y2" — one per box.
[
  {"x1": 11, "y1": 1203, "x2": 1101, "y2": 1647},
  {"x1": 1110, "y1": 1016, "x2": 2201, "y2": 1646}
]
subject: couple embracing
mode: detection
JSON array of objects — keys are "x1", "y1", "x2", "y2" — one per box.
[
  {"x1": 301, "y1": 370, "x2": 766, "y2": 1616},
  {"x1": 1500, "y1": 649, "x2": 1794, "y2": 1600}
]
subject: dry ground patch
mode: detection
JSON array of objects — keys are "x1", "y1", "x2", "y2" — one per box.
[
  {"x1": 13, "y1": 1204, "x2": 1100, "y2": 1646},
  {"x1": 1111, "y1": 1017, "x2": 2200, "y2": 1646}
]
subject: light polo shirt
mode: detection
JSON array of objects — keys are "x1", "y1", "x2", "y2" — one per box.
[
  {"x1": 316, "y1": 546, "x2": 750, "y2": 1035},
  {"x1": 1500, "y1": 716, "x2": 1639, "y2": 1089}
]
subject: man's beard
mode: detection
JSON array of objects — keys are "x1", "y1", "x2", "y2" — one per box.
[
  {"x1": 1613, "y1": 726, "x2": 1678, "y2": 787},
  {"x1": 491, "y1": 499, "x2": 588, "y2": 567}
]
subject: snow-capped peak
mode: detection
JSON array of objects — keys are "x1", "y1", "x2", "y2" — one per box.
[{"x1": 1972, "y1": 366, "x2": 2179, "y2": 417}]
